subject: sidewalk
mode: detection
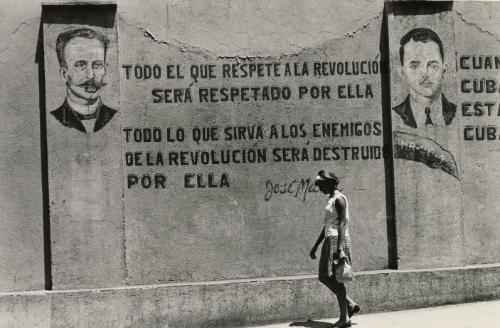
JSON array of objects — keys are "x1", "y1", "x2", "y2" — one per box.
[{"x1": 251, "y1": 300, "x2": 500, "y2": 328}]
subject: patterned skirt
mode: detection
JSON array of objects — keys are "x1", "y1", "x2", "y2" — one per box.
[{"x1": 319, "y1": 234, "x2": 353, "y2": 278}]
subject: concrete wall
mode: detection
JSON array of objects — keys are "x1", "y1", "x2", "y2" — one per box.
[
  {"x1": 388, "y1": 1, "x2": 500, "y2": 269},
  {"x1": 388, "y1": 3, "x2": 465, "y2": 269},
  {"x1": 0, "y1": 0, "x2": 500, "y2": 326},
  {"x1": 1, "y1": 264, "x2": 499, "y2": 328},
  {"x1": 43, "y1": 5, "x2": 125, "y2": 290},
  {"x1": 454, "y1": 3, "x2": 500, "y2": 266},
  {"x1": 118, "y1": 9, "x2": 387, "y2": 287},
  {"x1": 0, "y1": 0, "x2": 45, "y2": 292},
  {"x1": 40, "y1": 0, "x2": 389, "y2": 289}
]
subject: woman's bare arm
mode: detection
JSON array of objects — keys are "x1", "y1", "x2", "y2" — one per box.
[
  {"x1": 310, "y1": 227, "x2": 325, "y2": 259},
  {"x1": 335, "y1": 196, "x2": 347, "y2": 257}
]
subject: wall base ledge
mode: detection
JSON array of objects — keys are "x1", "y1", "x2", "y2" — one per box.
[{"x1": 1, "y1": 264, "x2": 499, "y2": 327}]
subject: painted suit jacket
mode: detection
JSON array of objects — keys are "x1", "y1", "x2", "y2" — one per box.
[
  {"x1": 51, "y1": 99, "x2": 117, "y2": 133},
  {"x1": 392, "y1": 94, "x2": 457, "y2": 128}
]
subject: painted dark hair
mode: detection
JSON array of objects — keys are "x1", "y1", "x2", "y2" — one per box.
[
  {"x1": 56, "y1": 28, "x2": 109, "y2": 67},
  {"x1": 399, "y1": 28, "x2": 444, "y2": 65}
]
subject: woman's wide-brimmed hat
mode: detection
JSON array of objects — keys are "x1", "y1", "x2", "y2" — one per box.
[{"x1": 314, "y1": 170, "x2": 340, "y2": 186}]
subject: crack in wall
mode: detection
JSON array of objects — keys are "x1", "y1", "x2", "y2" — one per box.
[
  {"x1": 455, "y1": 9, "x2": 500, "y2": 43},
  {"x1": 131, "y1": 12, "x2": 382, "y2": 61},
  {"x1": 132, "y1": 21, "x2": 216, "y2": 59},
  {"x1": 345, "y1": 12, "x2": 382, "y2": 39},
  {"x1": 0, "y1": 18, "x2": 38, "y2": 57}
]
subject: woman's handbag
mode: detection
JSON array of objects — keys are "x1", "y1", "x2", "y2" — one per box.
[
  {"x1": 334, "y1": 256, "x2": 355, "y2": 283},
  {"x1": 330, "y1": 209, "x2": 354, "y2": 283}
]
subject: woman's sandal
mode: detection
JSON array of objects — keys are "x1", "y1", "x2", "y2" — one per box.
[
  {"x1": 332, "y1": 320, "x2": 351, "y2": 328},
  {"x1": 348, "y1": 304, "x2": 360, "y2": 318},
  {"x1": 337, "y1": 320, "x2": 352, "y2": 328}
]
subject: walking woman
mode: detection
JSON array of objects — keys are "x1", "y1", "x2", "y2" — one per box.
[{"x1": 309, "y1": 170, "x2": 359, "y2": 328}]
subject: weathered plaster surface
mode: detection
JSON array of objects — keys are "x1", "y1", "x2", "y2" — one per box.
[
  {"x1": 2, "y1": 1, "x2": 500, "y2": 59},
  {"x1": 453, "y1": 4, "x2": 500, "y2": 266},
  {"x1": 118, "y1": 8, "x2": 388, "y2": 286},
  {"x1": 133, "y1": 12, "x2": 384, "y2": 61},
  {"x1": 119, "y1": 0, "x2": 385, "y2": 57},
  {"x1": 455, "y1": 1, "x2": 500, "y2": 42},
  {"x1": 1, "y1": 0, "x2": 500, "y2": 294},
  {"x1": 1, "y1": 265, "x2": 499, "y2": 328},
  {"x1": 0, "y1": 5, "x2": 44, "y2": 292}
]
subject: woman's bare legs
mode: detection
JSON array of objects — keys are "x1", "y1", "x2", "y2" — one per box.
[
  {"x1": 319, "y1": 277, "x2": 357, "y2": 310},
  {"x1": 346, "y1": 295, "x2": 356, "y2": 308},
  {"x1": 318, "y1": 276, "x2": 353, "y2": 326},
  {"x1": 335, "y1": 283, "x2": 349, "y2": 324}
]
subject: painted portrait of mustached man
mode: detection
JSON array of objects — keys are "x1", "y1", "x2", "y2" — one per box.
[{"x1": 51, "y1": 27, "x2": 117, "y2": 133}]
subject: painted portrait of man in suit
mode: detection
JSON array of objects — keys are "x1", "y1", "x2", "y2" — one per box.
[
  {"x1": 393, "y1": 28, "x2": 456, "y2": 128},
  {"x1": 391, "y1": 27, "x2": 460, "y2": 180},
  {"x1": 51, "y1": 28, "x2": 116, "y2": 133}
]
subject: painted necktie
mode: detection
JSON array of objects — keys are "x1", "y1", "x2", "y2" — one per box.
[
  {"x1": 425, "y1": 107, "x2": 434, "y2": 126},
  {"x1": 75, "y1": 111, "x2": 97, "y2": 120}
]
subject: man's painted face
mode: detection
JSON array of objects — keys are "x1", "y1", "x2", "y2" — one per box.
[
  {"x1": 60, "y1": 37, "x2": 106, "y2": 103},
  {"x1": 401, "y1": 40, "x2": 446, "y2": 99}
]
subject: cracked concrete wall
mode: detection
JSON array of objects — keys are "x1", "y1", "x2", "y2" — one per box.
[
  {"x1": 388, "y1": 1, "x2": 500, "y2": 269},
  {"x1": 2, "y1": 0, "x2": 500, "y2": 295},
  {"x1": 0, "y1": 1, "x2": 45, "y2": 292},
  {"x1": 454, "y1": 3, "x2": 500, "y2": 266},
  {"x1": 388, "y1": 5, "x2": 466, "y2": 269},
  {"x1": 119, "y1": 16, "x2": 387, "y2": 287},
  {"x1": 118, "y1": 0, "x2": 384, "y2": 58},
  {"x1": 43, "y1": 7, "x2": 125, "y2": 290}
]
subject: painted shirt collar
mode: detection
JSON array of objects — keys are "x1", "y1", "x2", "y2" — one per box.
[{"x1": 66, "y1": 97, "x2": 101, "y2": 116}]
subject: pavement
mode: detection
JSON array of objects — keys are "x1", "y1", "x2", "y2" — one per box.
[{"x1": 251, "y1": 300, "x2": 500, "y2": 328}]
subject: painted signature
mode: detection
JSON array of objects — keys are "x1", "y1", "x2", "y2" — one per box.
[{"x1": 264, "y1": 177, "x2": 319, "y2": 202}]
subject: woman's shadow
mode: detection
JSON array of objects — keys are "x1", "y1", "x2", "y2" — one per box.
[
  {"x1": 290, "y1": 319, "x2": 358, "y2": 328},
  {"x1": 289, "y1": 319, "x2": 333, "y2": 328}
]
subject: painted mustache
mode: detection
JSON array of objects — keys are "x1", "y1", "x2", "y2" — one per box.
[
  {"x1": 77, "y1": 79, "x2": 107, "y2": 92},
  {"x1": 420, "y1": 79, "x2": 433, "y2": 86}
]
